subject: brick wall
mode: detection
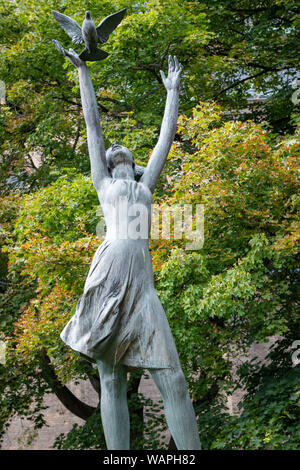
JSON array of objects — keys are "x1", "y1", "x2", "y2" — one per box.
[
  {"x1": 1, "y1": 371, "x2": 169, "y2": 450},
  {"x1": 1, "y1": 339, "x2": 276, "y2": 450}
]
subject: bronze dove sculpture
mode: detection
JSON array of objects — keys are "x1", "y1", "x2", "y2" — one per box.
[{"x1": 51, "y1": 9, "x2": 126, "y2": 62}]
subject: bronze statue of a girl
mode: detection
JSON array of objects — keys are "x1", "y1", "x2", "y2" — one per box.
[{"x1": 53, "y1": 25, "x2": 201, "y2": 450}]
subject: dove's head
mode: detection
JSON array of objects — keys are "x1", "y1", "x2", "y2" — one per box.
[
  {"x1": 85, "y1": 11, "x2": 91, "y2": 20},
  {"x1": 106, "y1": 143, "x2": 137, "y2": 180}
]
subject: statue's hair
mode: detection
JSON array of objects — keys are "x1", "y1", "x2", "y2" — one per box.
[
  {"x1": 106, "y1": 149, "x2": 145, "y2": 182},
  {"x1": 133, "y1": 163, "x2": 145, "y2": 181}
]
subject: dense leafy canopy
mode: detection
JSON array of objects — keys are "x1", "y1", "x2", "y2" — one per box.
[
  {"x1": 0, "y1": 0, "x2": 299, "y2": 450},
  {"x1": 1, "y1": 0, "x2": 299, "y2": 190}
]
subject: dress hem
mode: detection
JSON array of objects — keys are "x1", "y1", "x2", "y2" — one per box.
[{"x1": 60, "y1": 335, "x2": 175, "y2": 369}]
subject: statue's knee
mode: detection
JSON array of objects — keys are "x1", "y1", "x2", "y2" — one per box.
[
  {"x1": 170, "y1": 368, "x2": 189, "y2": 400},
  {"x1": 99, "y1": 370, "x2": 112, "y2": 386},
  {"x1": 154, "y1": 367, "x2": 188, "y2": 399}
]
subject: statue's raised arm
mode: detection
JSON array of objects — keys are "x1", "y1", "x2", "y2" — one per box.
[
  {"x1": 52, "y1": 16, "x2": 201, "y2": 450},
  {"x1": 140, "y1": 56, "x2": 183, "y2": 193},
  {"x1": 53, "y1": 40, "x2": 109, "y2": 191}
]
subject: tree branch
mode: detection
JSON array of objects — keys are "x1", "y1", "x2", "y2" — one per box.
[
  {"x1": 159, "y1": 42, "x2": 173, "y2": 65},
  {"x1": 132, "y1": 64, "x2": 163, "y2": 84},
  {"x1": 215, "y1": 70, "x2": 272, "y2": 97},
  {"x1": 39, "y1": 353, "x2": 97, "y2": 421},
  {"x1": 245, "y1": 62, "x2": 293, "y2": 72},
  {"x1": 98, "y1": 96, "x2": 123, "y2": 105},
  {"x1": 134, "y1": 87, "x2": 160, "y2": 106},
  {"x1": 80, "y1": 360, "x2": 101, "y2": 396},
  {"x1": 216, "y1": 63, "x2": 293, "y2": 97}
]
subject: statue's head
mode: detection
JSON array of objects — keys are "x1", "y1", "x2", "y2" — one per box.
[
  {"x1": 106, "y1": 143, "x2": 144, "y2": 181},
  {"x1": 85, "y1": 11, "x2": 91, "y2": 20}
]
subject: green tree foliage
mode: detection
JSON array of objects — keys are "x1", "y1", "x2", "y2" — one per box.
[
  {"x1": 1, "y1": 1, "x2": 299, "y2": 189},
  {"x1": 198, "y1": 0, "x2": 300, "y2": 131},
  {"x1": 212, "y1": 335, "x2": 300, "y2": 449},
  {"x1": 154, "y1": 103, "x2": 300, "y2": 448},
  {"x1": 0, "y1": 0, "x2": 299, "y2": 450},
  {"x1": 1, "y1": 102, "x2": 299, "y2": 448}
]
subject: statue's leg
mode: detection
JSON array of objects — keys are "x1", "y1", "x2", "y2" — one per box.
[
  {"x1": 149, "y1": 367, "x2": 201, "y2": 450},
  {"x1": 96, "y1": 360, "x2": 129, "y2": 450}
]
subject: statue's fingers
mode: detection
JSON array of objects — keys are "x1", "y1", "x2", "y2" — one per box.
[
  {"x1": 64, "y1": 49, "x2": 75, "y2": 59},
  {"x1": 160, "y1": 70, "x2": 166, "y2": 83},
  {"x1": 52, "y1": 39, "x2": 66, "y2": 56},
  {"x1": 168, "y1": 55, "x2": 174, "y2": 72},
  {"x1": 52, "y1": 39, "x2": 61, "y2": 49},
  {"x1": 174, "y1": 56, "x2": 179, "y2": 70}
]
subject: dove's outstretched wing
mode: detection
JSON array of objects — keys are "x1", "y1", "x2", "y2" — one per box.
[
  {"x1": 51, "y1": 10, "x2": 84, "y2": 45},
  {"x1": 96, "y1": 8, "x2": 126, "y2": 44}
]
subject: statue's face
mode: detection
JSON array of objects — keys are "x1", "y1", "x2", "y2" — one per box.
[{"x1": 106, "y1": 143, "x2": 135, "y2": 171}]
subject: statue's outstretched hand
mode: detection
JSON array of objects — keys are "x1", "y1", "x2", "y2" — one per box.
[
  {"x1": 160, "y1": 55, "x2": 182, "y2": 91},
  {"x1": 52, "y1": 40, "x2": 84, "y2": 68}
]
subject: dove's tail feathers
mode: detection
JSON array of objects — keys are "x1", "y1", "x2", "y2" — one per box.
[{"x1": 79, "y1": 47, "x2": 109, "y2": 62}]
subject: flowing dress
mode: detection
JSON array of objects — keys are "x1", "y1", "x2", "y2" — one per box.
[{"x1": 60, "y1": 177, "x2": 181, "y2": 369}]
